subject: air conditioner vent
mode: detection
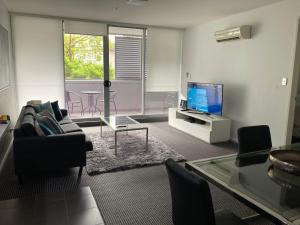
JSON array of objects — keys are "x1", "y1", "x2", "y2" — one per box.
[{"x1": 215, "y1": 26, "x2": 251, "y2": 42}]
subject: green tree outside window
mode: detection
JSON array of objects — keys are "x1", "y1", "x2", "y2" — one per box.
[{"x1": 64, "y1": 34, "x2": 115, "y2": 80}]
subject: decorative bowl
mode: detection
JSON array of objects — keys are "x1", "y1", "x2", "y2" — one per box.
[
  {"x1": 269, "y1": 150, "x2": 300, "y2": 175},
  {"x1": 268, "y1": 165, "x2": 300, "y2": 189}
]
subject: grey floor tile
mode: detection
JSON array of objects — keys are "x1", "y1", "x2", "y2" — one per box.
[
  {"x1": 34, "y1": 199, "x2": 68, "y2": 225},
  {"x1": 66, "y1": 194, "x2": 97, "y2": 214},
  {"x1": 0, "y1": 207, "x2": 36, "y2": 225},
  {"x1": 65, "y1": 186, "x2": 92, "y2": 200},
  {"x1": 35, "y1": 191, "x2": 65, "y2": 203},
  {"x1": 0, "y1": 196, "x2": 36, "y2": 210},
  {"x1": 69, "y1": 208, "x2": 104, "y2": 225}
]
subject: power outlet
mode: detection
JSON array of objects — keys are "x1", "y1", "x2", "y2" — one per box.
[{"x1": 282, "y1": 77, "x2": 288, "y2": 86}]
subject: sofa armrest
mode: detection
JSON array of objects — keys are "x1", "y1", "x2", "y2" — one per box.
[
  {"x1": 13, "y1": 132, "x2": 86, "y2": 156},
  {"x1": 60, "y1": 109, "x2": 68, "y2": 117}
]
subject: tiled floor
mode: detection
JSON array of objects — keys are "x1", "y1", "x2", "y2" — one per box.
[{"x1": 0, "y1": 186, "x2": 104, "y2": 225}]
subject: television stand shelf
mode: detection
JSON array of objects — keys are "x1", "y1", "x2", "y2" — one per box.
[{"x1": 168, "y1": 108, "x2": 231, "y2": 143}]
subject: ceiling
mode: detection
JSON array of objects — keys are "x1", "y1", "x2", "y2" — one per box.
[{"x1": 4, "y1": 0, "x2": 285, "y2": 28}]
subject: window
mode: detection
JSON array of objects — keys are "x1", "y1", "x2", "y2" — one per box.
[{"x1": 64, "y1": 33, "x2": 115, "y2": 80}]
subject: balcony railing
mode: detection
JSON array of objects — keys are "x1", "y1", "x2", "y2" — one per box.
[{"x1": 65, "y1": 79, "x2": 178, "y2": 118}]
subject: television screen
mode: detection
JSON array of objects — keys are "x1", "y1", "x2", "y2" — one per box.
[{"x1": 187, "y1": 82, "x2": 223, "y2": 116}]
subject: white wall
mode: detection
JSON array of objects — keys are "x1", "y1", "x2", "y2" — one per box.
[
  {"x1": 181, "y1": 0, "x2": 300, "y2": 146},
  {"x1": 146, "y1": 28, "x2": 182, "y2": 92},
  {"x1": 12, "y1": 16, "x2": 65, "y2": 109},
  {"x1": 0, "y1": 0, "x2": 18, "y2": 123}
]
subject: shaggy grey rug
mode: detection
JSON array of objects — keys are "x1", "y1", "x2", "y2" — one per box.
[{"x1": 86, "y1": 131, "x2": 186, "y2": 175}]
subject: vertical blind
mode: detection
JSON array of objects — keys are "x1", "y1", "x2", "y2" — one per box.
[{"x1": 115, "y1": 36, "x2": 142, "y2": 80}]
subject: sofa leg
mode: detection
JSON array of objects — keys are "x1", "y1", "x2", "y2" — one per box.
[
  {"x1": 78, "y1": 166, "x2": 83, "y2": 177},
  {"x1": 18, "y1": 174, "x2": 23, "y2": 185}
]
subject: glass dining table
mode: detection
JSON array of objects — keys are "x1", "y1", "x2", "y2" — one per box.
[{"x1": 185, "y1": 144, "x2": 300, "y2": 225}]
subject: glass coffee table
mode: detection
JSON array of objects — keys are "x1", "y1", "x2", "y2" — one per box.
[{"x1": 100, "y1": 115, "x2": 148, "y2": 155}]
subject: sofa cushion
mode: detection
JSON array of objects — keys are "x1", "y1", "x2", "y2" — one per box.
[
  {"x1": 31, "y1": 101, "x2": 55, "y2": 118},
  {"x1": 34, "y1": 120, "x2": 45, "y2": 136},
  {"x1": 85, "y1": 135, "x2": 93, "y2": 151},
  {"x1": 60, "y1": 123, "x2": 82, "y2": 133},
  {"x1": 51, "y1": 101, "x2": 63, "y2": 121},
  {"x1": 59, "y1": 116, "x2": 73, "y2": 125},
  {"x1": 60, "y1": 109, "x2": 68, "y2": 117},
  {"x1": 38, "y1": 123, "x2": 55, "y2": 135},
  {"x1": 36, "y1": 114, "x2": 64, "y2": 135},
  {"x1": 21, "y1": 115, "x2": 37, "y2": 136},
  {"x1": 37, "y1": 110, "x2": 64, "y2": 134}
]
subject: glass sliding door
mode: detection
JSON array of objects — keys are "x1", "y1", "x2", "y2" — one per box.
[
  {"x1": 63, "y1": 33, "x2": 104, "y2": 119},
  {"x1": 108, "y1": 26, "x2": 145, "y2": 116},
  {"x1": 63, "y1": 20, "x2": 108, "y2": 120}
]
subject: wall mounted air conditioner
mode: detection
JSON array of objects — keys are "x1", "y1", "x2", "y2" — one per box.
[{"x1": 215, "y1": 26, "x2": 251, "y2": 42}]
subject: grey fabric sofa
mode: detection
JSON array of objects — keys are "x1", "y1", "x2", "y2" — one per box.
[{"x1": 13, "y1": 104, "x2": 93, "y2": 184}]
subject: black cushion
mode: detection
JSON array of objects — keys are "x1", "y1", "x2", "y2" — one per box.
[
  {"x1": 60, "y1": 123, "x2": 82, "y2": 133},
  {"x1": 237, "y1": 125, "x2": 272, "y2": 155},
  {"x1": 51, "y1": 101, "x2": 63, "y2": 121},
  {"x1": 60, "y1": 109, "x2": 68, "y2": 117}
]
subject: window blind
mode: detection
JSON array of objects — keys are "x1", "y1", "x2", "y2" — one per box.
[
  {"x1": 12, "y1": 16, "x2": 65, "y2": 109},
  {"x1": 64, "y1": 20, "x2": 107, "y2": 36},
  {"x1": 115, "y1": 36, "x2": 142, "y2": 80},
  {"x1": 145, "y1": 28, "x2": 183, "y2": 92}
]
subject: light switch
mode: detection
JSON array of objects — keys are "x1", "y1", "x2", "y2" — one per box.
[
  {"x1": 186, "y1": 72, "x2": 191, "y2": 79},
  {"x1": 282, "y1": 77, "x2": 288, "y2": 86}
]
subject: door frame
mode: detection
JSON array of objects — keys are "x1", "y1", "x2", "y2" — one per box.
[
  {"x1": 286, "y1": 19, "x2": 300, "y2": 144},
  {"x1": 107, "y1": 25, "x2": 147, "y2": 117}
]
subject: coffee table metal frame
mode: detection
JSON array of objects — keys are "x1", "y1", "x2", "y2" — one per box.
[{"x1": 100, "y1": 116, "x2": 148, "y2": 155}]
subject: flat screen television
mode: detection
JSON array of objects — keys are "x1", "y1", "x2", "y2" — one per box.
[{"x1": 187, "y1": 82, "x2": 223, "y2": 116}]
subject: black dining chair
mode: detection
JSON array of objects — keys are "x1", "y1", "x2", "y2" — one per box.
[
  {"x1": 237, "y1": 125, "x2": 272, "y2": 155},
  {"x1": 165, "y1": 158, "x2": 247, "y2": 225}
]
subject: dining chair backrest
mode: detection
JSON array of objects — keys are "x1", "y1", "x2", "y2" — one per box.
[
  {"x1": 165, "y1": 158, "x2": 216, "y2": 225},
  {"x1": 110, "y1": 91, "x2": 116, "y2": 99},
  {"x1": 237, "y1": 125, "x2": 272, "y2": 155},
  {"x1": 65, "y1": 91, "x2": 71, "y2": 102}
]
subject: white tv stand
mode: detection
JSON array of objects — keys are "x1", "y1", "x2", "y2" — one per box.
[{"x1": 168, "y1": 108, "x2": 231, "y2": 143}]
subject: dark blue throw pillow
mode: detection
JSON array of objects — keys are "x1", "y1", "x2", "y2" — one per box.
[
  {"x1": 51, "y1": 101, "x2": 63, "y2": 121},
  {"x1": 39, "y1": 123, "x2": 55, "y2": 136}
]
